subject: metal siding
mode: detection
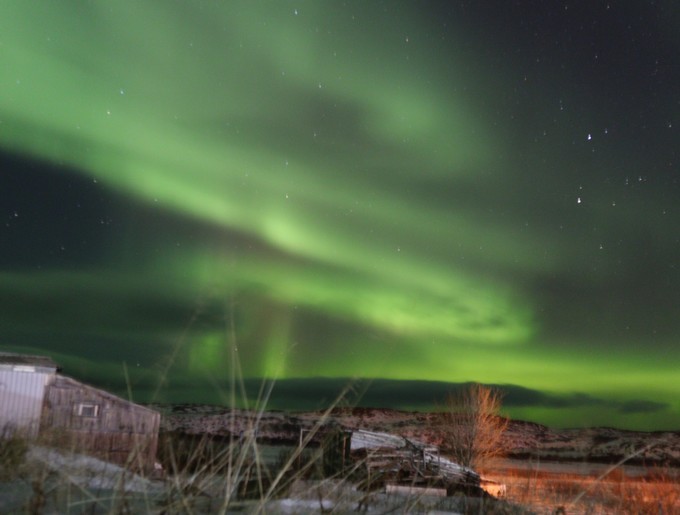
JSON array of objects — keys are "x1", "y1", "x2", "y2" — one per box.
[{"x1": 0, "y1": 369, "x2": 50, "y2": 438}]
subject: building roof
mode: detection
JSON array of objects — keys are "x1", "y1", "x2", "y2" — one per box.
[{"x1": 0, "y1": 352, "x2": 59, "y2": 370}]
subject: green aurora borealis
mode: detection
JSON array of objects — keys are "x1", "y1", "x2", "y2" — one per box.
[{"x1": 1, "y1": 1, "x2": 678, "y2": 429}]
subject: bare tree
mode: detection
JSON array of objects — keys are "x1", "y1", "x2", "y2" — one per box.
[{"x1": 439, "y1": 383, "x2": 508, "y2": 471}]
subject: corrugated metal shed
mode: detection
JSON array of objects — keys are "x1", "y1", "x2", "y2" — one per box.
[{"x1": 0, "y1": 353, "x2": 58, "y2": 438}]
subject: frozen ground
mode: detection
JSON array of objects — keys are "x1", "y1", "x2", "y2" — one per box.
[
  {"x1": 0, "y1": 445, "x2": 167, "y2": 513},
  {"x1": 0, "y1": 445, "x2": 523, "y2": 514}
]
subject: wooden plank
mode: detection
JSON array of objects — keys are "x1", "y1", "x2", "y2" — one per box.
[{"x1": 386, "y1": 484, "x2": 447, "y2": 497}]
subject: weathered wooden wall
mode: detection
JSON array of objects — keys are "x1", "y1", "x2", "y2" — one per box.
[{"x1": 41, "y1": 375, "x2": 160, "y2": 472}]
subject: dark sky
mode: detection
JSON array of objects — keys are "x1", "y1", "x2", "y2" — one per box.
[{"x1": 1, "y1": 1, "x2": 678, "y2": 430}]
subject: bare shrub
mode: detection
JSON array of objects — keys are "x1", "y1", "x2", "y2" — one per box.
[{"x1": 439, "y1": 383, "x2": 508, "y2": 471}]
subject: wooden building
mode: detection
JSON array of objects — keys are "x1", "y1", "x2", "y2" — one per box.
[{"x1": 0, "y1": 352, "x2": 160, "y2": 473}]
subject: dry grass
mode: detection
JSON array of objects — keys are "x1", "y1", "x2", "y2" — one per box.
[
  {"x1": 0, "y1": 429, "x2": 29, "y2": 481},
  {"x1": 1, "y1": 422, "x2": 529, "y2": 514},
  {"x1": 6, "y1": 416, "x2": 676, "y2": 514},
  {"x1": 487, "y1": 461, "x2": 680, "y2": 514}
]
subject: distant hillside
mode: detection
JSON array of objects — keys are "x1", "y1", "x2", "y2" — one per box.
[{"x1": 153, "y1": 404, "x2": 680, "y2": 467}]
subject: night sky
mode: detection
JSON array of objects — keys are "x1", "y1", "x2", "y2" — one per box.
[{"x1": 1, "y1": 2, "x2": 678, "y2": 430}]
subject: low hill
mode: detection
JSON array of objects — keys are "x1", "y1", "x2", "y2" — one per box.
[{"x1": 153, "y1": 404, "x2": 680, "y2": 467}]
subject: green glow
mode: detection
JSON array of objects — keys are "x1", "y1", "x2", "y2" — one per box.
[
  {"x1": 232, "y1": 259, "x2": 533, "y2": 344},
  {"x1": 1, "y1": 1, "x2": 678, "y2": 429},
  {"x1": 188, "y1": 333, "x2": 229, "y2": 375}
]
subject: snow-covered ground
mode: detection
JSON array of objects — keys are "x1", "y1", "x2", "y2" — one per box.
[
  {"x1": 0, "y1": 445, "x2": 167, "y2": 513},
  {"x1": 26, "y1": 446, "x2": 162, "y2": 493},
  {"x1": 0, "y1": 444, "x2": 517, "y2": 514}
]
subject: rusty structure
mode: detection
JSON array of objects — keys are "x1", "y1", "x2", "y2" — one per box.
[
  {"x1": 0, "y1": 352, "x2": 159, "y2": 473},
  {"x1": 349, "y1": 429, "x2": 482, "y2": 495},
  {"x1": 296, "y1": 426, "x2": 497, "y2": 496}
]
